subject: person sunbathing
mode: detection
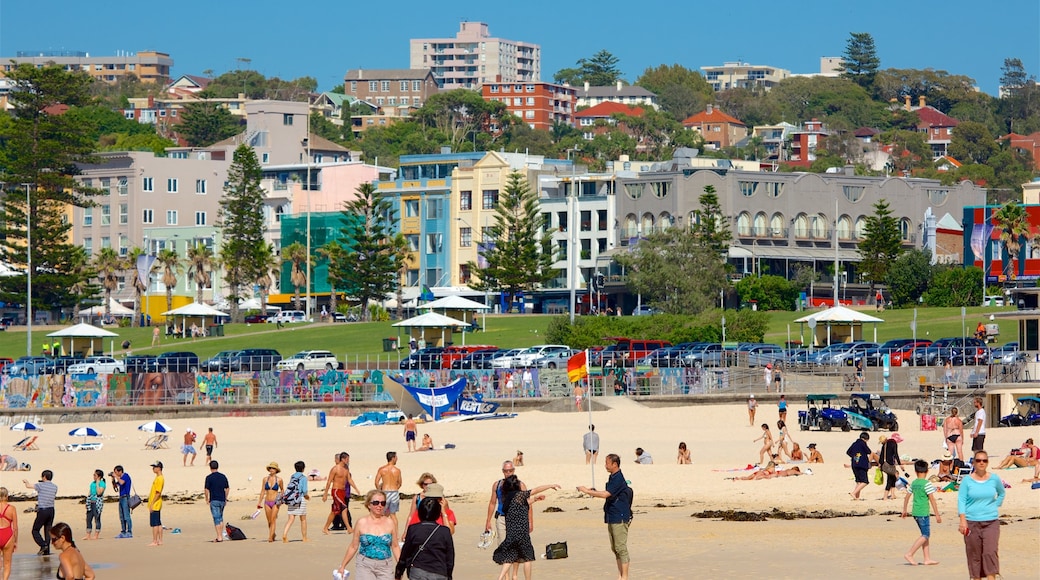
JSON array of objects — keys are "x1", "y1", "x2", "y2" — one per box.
[
  {"x1": 995, "y1": 438, "x2": 1039, "y2": 469},
  {"x1": 807, "y1": 443, "x2": 824, "y2": 463},
  {"x1": 418, "y1": 434, "x2": 434, "y2": 451},
  {"x1": 727, "y1": 463, "x2": 776, "y2": 481},
  {"x1": 935, "y1": 454, "x2": 956, "y2": 481},
  {"x1": 789, "y1": 443, "x2": 804, "y2": 461}
]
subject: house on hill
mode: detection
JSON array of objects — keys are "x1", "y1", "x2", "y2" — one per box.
[
  {"x1": 574, "y1": 102, "x2": 645, "y2": 141},
  {"x1": 681, "y1": 104, "x2": 747, "y2": 150}
]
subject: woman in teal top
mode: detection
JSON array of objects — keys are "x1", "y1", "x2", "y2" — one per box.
[
  {"x1": 957, "y1": 451, "x2": 1006, "y2": 580},
  {"x1": 84, "y1": 469, "x2": 105, "y2": 540},
  {"x1": 337, "y1": 490, "x2": 400, "y2": 579}
]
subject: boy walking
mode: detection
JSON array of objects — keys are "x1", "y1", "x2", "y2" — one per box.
[{"x1": 901, "y1": 459, "x2": 941, "y2": 566}]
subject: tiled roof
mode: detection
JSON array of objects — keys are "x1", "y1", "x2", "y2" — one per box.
[
  {"x1": 854, "y1": 127, "x2": 879, "y2": 137},
  {"x1": 344, "y1": 69, "x2": 432, "y2": 81},
  {"x1": 682, "y1": 107, "x2": 744, "y2": 126},
  {"x1": 914, "y1": 106, "x2": 959, "y2": 128},
  {"x1": 578, "y1": 85, "x2": 656, "y2": 98},
  {"x1": 574, "y1": 102, "x2": 645, "y2": 118}
]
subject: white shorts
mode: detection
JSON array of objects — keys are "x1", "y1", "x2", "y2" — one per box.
[{"x1": 287, "y1": 500, "x2": 307, "y2": 517}]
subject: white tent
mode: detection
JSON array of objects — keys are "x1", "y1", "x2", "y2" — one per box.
[
  {"x1": 420, "y1": 295, "x2": 489, "y2": 311},
  {"x1": 794, "y1": 305, "x2": 884, "y2": 324},
  {"x1": 238, "y1": 297, "x2": 280, "y2": 312},
  {"x1": 392, "y1": 312, "x2": 470, "y2": 348},
  {"x1": 47, "y1": 323, "x2": 119, "y2": 356},
  {"x1": 162, "y1": 303, "x2": 229, "y2": 338},
  {"x1": 79, "y1": 298, "x2": 133, "y2": 319},
  {"x1": 795, "y1": 305, "x2": 884, "y2": 346}
]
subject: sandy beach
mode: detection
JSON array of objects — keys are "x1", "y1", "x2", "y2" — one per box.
[{"x1": 2, "y1": 398, "x2": 1038, "y2": 579}]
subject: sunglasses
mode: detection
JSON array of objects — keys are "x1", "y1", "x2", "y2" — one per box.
[
  {"x1": 974, "y1": 459, "x2": 989, "y2": 463},
  {"x1": 369, "y1": 500, "x2": 387, "y2": 506},
  {"x1": 421, "y1": 482, "x2": 432, "y2": 487},
  {"x1": 502, "y1": 469, "x2": 515, "y2": 473}
]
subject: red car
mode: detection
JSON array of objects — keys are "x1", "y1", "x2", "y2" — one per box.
[
  {"x1": 890, "y1": 340, "x2": 932, "y2": 366},
  {"x1": 244, "y1": 314, "x2": 269, "y2": 324}
]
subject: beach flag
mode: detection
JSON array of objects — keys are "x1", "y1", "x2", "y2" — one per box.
[
  {"x1": 419, "y1": 285, "x2": 435, "y2": 302},
  {"x1": 567, "y1": 350, "x2": 589, "y2": 383}
]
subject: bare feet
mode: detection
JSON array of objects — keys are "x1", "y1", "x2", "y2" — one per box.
[
  {"x1": 147, "y1": 542, "x2": 159, "y2": 547},
  {"x1": 923, "y1": 560, "x2": 939, "y2": 566},
  {"x1": 322, "y1": 528, "x2": 331, "y2": 535},
  {"x1": 282, "y1": 536, "x2": 288, "y2": 543},
  {"x1": 904, "y1": 555, "x2": 917, "y2": 566}
]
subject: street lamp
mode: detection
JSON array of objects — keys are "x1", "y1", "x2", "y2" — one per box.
[{"x1": 23, "y1": 183, "x2": 32, "y2": 357}]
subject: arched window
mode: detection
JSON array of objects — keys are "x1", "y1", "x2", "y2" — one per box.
[
  {"x1": 641, "y1": 212, "x2": 655, "y2": 234},
  {"x1": 659, "y1": 212, "x2": 673, "y2": 229},
  {"x1": 687, "y1": 211, "x2": 697, "y2": 229},
  {"x1": 736, "y1": 212, "x2": 752, "y2": 236},
  {"x1": 900, "y1": 218, "x2": 912, "y2": 241},
  {"x1": 927, "y1": 189, "x2": 948, "y2": 205},
  {"x1": 770, "y1": 213, "x2": 785, "y2": 238},
  {"x1": 624, "y1": 214, "x2": 638, "y2": 238},
  {"x1": 794, "y1": 213, "x2": 809, "y2": 238},
  {"x1": 753, "y1": 212, "x2": 767, "y2": 237},
  {"x1": 837, "y1": 215, "x2": 852, "y2": 240},
  {"x1": 854, "y1": 216, "x2": 867, "y2": 240},
  {"x1": 811, "y1": 213, "x2": 827, "y2": 239}
]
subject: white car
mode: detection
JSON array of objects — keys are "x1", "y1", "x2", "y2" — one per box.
[
  {"x1": 66, "y1": 356, "x2": 126, "y2": 374},
  {"x1": 276, "y1": 350, "x2": 340, "y2": 371},
  {"x1": 492, "y1": 345, "x2": 572, "y2": 368}
]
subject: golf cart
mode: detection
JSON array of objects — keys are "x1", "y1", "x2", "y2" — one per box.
[
  {"x1": 843, "y1": 393, "x2": 899, "y2": 431},
  {"x1": 798, "y1": 394, "x2": 851, "y2": 432},
  {"x1": 998, "y1": 396, "x2": 1040, "y2": 427}
]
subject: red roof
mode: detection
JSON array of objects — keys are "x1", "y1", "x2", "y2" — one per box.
[
  {"x1": 574, "y1": 101, "x2": 645, "y2": 119},
  {"x1": 915, "y1": 106, "x2": 959, "y2": 129},
  {"x1": 682, "y1": 107, "x2": 744, "y2": 127}
]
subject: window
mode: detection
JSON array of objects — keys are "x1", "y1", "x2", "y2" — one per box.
[
  {"x1": 650, "y1": 182, "x2": 669, "y2": 198},
  {"x1": 794, "y1": 214, "x2": 809, "y2": 238},
  {"x1": 459, "y1": 264, "x2": 471, "y2": 284},
  {"x1": 481, "y1": 227, "x2": 493, "y2": 244},
  {"x1": 739, "y1": 181, "x2": 757, "y2": 197},
  {"x1": 350, "y1": 81, "x2": 357, "y2": 92},
  {"x1": 526, "y1": 97, "x2": 535, "y2": 105},
  {"x1": 770, "y1": 213, "x2": 785, "y2": 238},
  {"x1": 460, "y1": 227, "x2": 472, "y2": 247},
  {"x1": 764, "y1": 182, "x2": 783, "y2": 198},
  {"x1": 581, "y1": 210, "x2": 592, "y2": 232},
  {"x1": 426, "y1": 233, "x2": 443, "y2": 253},
  {"x1": 489, "y1": 85, "x2": 499, "y2": 93},
  {"x1": 557, "y1": 239, "x2": 567, "y2": 260},
  {"x1": 900, "y1": 218, "x2": 912, "y2": 241},
  {"x1": 624, "y1": 184, "x2": 642, "y2": 200},
  {"x1": 400, "y1": 81, "x2": 408, "y2": 91},
  {"x1": 837, "y1": 216, "x2": 852, "y2": 240},
  {"x1": 381, "y1": 81, "x2": 390, "y2": 92},
  {"x1": 927, "y1": 189, "x2": 949, "y2": 205},
  {"x1": 413, "y1": 80, "x2": 421, "y2": 91},
  {"x1": 405, "y1": 199, "x2": 419, "y2": 217},
  {"x1": 842, "y1": 185, "x2": 864, "y2": 202},
  {"x1": 195, "y1": 211, "x2": 207, "y2": 226},
  {"x1": 406, "y1": 235, "x2": 419, "y2": 251},
  {"x1": 83, "y1": 207, "x2": 93, "y2": 226},
  {"x1": 482, "y1": 189, "x2": 499, "y2": 209},
  {"x1": 558, "y1": 211, "x2": 568, "y2": 232},
  {"x1": 142, "y1": 177, "x2": 154, "y2": 192},
  {"x1": 525, "y1": 110, "x2": 534, "y2": 119},
  {"x1": 542, "y1": 212, "x2": 552, "y2": 231},
  {"x1": 166, "y1": 178, "x2": 178, "y2": 193},
  {"x1": 119, "y1": 203, "x2": 128, "y2": 224},
  {"x1": 83, "y1": 238, "x2": 92, "y2": 254},
  {"x1": 369, "y1": 81, "x2": 378, "y2": 92},
  {"x1": 262, "y1": 152, "x2": 270, "y2": 164},
  {"x1": 376, "y1": 97, "x2": 384, "y2": 106},
  {"x1": 811, "y1": 214, "x2": 827, "y2": 239},
  {"x1": 101, "y1": 236, "x2": 111, "y2": 249},
  {"x1": 118, "y1": 177, "x2": 128, "y2": 195},
  {"x1": 100, "y1": 205, "x2": 111, "y2": 225},
  {"x1": 142, "y1": 209, "x2": 154, "y2": 224},
  {"x1": 426, "y1": 199, "x2": 442, "y2": 219},
  {"x1": 513, "y1": 97, "x2": 522, "y2": 106},
  {"x1": 195, "y1": 179, "x2": 207, "y2": 194},
  {"x1": 166, "y1": 210, "x2": 178, "y2": 225},
  {"x1": 283, "y1": 113, "x2": 293, "y2": 125},
  {"x1": 753, "y1": 212, "x2": 767, "y2": 236},
  {"x1": 737, "y1": 212, "x2": 752, "y2": 236},
  {"x1": 119, "y1": 235, "x2": 129, "y2": 256},
  {"x1": 459, "y1": 190, "x2": 472, "y2": 211},
  {"x1": 388, "y1": 97, "x2": 396, "y2": 106}
]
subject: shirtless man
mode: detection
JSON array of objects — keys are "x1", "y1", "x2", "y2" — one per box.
[
  {"x1": 403, "y1": 415, "x2": 417, "y2": 452},
  {"x1": 573, "y1": 384, "x2": 584, "y2": 412},
  {"x1": 321, "y1": 452, "x2": 356, "y2": 534},
  {"x1": 483, "y1": 460, "x2": 531, "y2": 547},
  {"x1": 202, "y1": 428, "x2": 218, "y2": 464},
  {"x1": 944, "y1": 406, "x2": 964, "y2": 460},
  {"x1": 374, "y1": 451, "x2": 403, "y2": 532}
]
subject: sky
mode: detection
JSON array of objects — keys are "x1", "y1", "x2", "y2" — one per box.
[{"x1": 1, "y1": 0, "x2": 1037, "y2": 96}]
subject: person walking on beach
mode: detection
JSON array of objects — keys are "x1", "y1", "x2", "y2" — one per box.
[
  {"x1": 777, "y1": 394, "x2": 788, "y2": 423},
  {"x1": 322, "y1": 452, "x2": 356, "y2": 534},
  {"x1": 83, "y1": 469, "x2": 105, "y2": 540},
  {"x1": 879, "y1": 433, "x2": 904, "y2": 500},
  {"x1": 337, "y1": 490, "x2": 400, "y2": 580},
  {"x1": 944, "y1": 407, "x2": 965, "y2": 460},
  {"x1": 202, "y1": 428, "x2": 217, "y2": 464},
  {"x1": 484, "y1": 461, "x2": 529, "y2": 549},
  {"x1": 396, "y1": 496, "x2": 455, "y2": 580},
  {"x1": 584, "y1": 425, "x2": 600, "y2": 465},
  {"x1": 574, "y1": 384, "x2": 584, "y2": 412},
  {"x1": 148, "y1": 460, "x2": 164, "y2": 547},
  {"x1": 492, "y1": 476, "x2": 561, "y2": 580},
  {"x1": 111, "y1": 465, "x2": 132, "y2": 538},
  {"x1": 0, "y1": 486, "x2": 19, "y2": 580},
  {"x1": 282, "y1": 461, "x2": 309, "y2": 543},
  {"x1": 577, "y1": 453, "x2": 634, "y2": 580},
  {"x1": 374, "y1": 452, "x2": 403, "y2": 534},
  {"x1": 773, "y1": 361, "x2": 784, "y2": 392},
  {"x1": 753, "y1": 424, "x2": 773, "y2": 466},
  {"x1": 763, "y1": 364, "x2": 772, "y2": 392},
  {"x1": 775, "y1": 420, "x2": 795, "y2": 461},
  {"x1": 204, "y1": 460, "x2": 229, "y2": 543},
  {"x1": 403, "y1": 415, "x2": 417, "y2": 452},
  {"x1": 405, "y1": 476, "x2": 456, "y2": 534},
  {"x1": 747, "y1": 394, "x2": 757, "y2": 426},
  {"x1": 847, "y1": 432, "x2": 871, "y2": 500},
  {"x1": 257, "y1": 462, "x2": 284, "y2": 542},
  {"x1": 21, "y1": 469, "x2": 56, "y2": 555},
  {"x1": 182, "y1": 428, "x2": 197, "y2": 467},
  {"x1": 969, "y1": 397, "x2": 987, "y2": 453},
  {"x1": 958, "y1": 450, "x2": 1005, "y2": 580},
  {"x1": 901, "y1": 459, "x2": 941, "y2": 566}
]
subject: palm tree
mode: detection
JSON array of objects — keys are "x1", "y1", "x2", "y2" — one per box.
[
  {"x1": 254, "y1": 243, "x2": 280, "y2": 314},
  {"x1": 281, "y1": 241, "x2": 311, "y2": 312},
  {"x1": 186, "y1": 243, "x2": 215, "y2": 304},
  {"x1": 156, "y1": 247, "x2": 182, "y2": 313},
  {"x1": 318, "y1": 242, "x2": 346, "y2": 318},
  {"x1": 67, "y1": 248, "x2": 96, "y2": 322},
  {"x1": 390, "y1": 233, "x2": 412, "y2": 322},
  {"x1": 92, "y1": 248, "x2": 122, "y2": 319},
  {"x1": 993, "y1": 201, "x2": 1032, "y2": 279},
  {"x1": 124, "y1": 247, "x2": 152, "y2": 327}
]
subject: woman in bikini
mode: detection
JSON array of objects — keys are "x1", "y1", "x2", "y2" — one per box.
[
  {"x1": 775, "y1": 420, "x2": 796, "y2": 460},
  {"x1": 677, "y1": 441, "x2": 692, "y2": 464},
  {"x1": 789, "y1": 442, "x2": 805, "y2": 461},
  {"x1": 256, "y1": 461, "x2": 284, "y2": 542},
  {"x1": 0, "y1": 487, "x2": 17, "y2": 580},
  {"x1": 753, "y1": 423, "x2": 774, "y2": 466},
  {"x1": 51, "y1": 522, "x2": 94, "y2": 580},
  {"x1": 338, "y1": 490, "x2": 400, "y2": 579}
]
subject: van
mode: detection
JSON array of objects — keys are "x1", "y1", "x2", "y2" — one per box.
[
  {"x1": 440, "y1": 345, "x2": 497, "y2": 369},
  {"x1": 267, "y1": 310, "x2": 306, "y2": 324}
]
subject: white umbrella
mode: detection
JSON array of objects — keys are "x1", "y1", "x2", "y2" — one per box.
[
  {"x1": 137, "y1": 420, "x2": 172, "y2": 433},
  {"x1": 10, "y1": 421, "x2": 43, "y2": 431},
  {"x1": 68, "y1": 427, "x2": 102, "y2": 437}
]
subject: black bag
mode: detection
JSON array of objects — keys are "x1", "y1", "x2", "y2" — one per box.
[
  {"x1": 127, "y1": 493, "x2": 143, "y2": 511},
  {"x1": 545, "y1": 541, "x2": 568, "y2": 559},
  {"x1": 225, "y1": 524, "x2": 247, "y2": 541}
]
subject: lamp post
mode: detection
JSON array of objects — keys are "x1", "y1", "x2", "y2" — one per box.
[
  {"x1": 23, "y1": 183, "x2": 32, "y2": 357},
  {"x1": 569, "y1": 170, "x2": 579, "y2": 323},
  {"x1": 304, "y1": 125, "x2": 312, "y2": 322}
]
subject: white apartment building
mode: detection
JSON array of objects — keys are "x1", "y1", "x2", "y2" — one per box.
[{"x1": 410, "y1": 21, "x2": 540, "y2": 89}]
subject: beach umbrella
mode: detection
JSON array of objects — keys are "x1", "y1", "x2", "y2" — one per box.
[
  {"x1": 68, "y1": 426, "x2": 101, "y2": 437},
  {"x1": 137, "y1": 420, "x2": 171, "y2": 433},
  {"x1": 10, "y1": 421, "x2": 43, "y2": 431}
]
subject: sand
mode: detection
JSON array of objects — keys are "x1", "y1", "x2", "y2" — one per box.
[{"x1": 1, "y1": 398, "x2": 1038, "y2": 579}]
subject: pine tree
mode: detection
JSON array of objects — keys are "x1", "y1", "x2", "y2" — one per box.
[
  {"x1": 839, "y1": 32, "x2": 880, "y2": 91},
  {"x1": 690, "y1": 185, "x2": 732, "y2": 255},
  {"x1": 334, "y1": 182, "x2": 399, "y2": 320},
  {"x1": 858, "y1": 199, "x2": 903, "y2": 298},
  {"x1": 219, "y1": 144, "x2": 267, "y2": 322}
]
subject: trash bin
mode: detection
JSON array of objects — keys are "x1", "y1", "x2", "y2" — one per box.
[
  {"x1": 316, "y1": 411, "x2": 326, "y2": 428},
  {"x1": 215, "y1": 324, "x2": 225, "y2": 337},
  {"x1": 382, "y1": 338, "x2": 398, "y2": 352}
]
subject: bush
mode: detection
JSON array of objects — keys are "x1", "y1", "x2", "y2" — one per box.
[
  {"x1": 923, "y1": 266, "x2": 982, "y2": 307},
  {"x1": 544, "y1": 309, "x2": 769, "y2": 348},
  {"x1": 735, "y1": 275, "x2": 799, "y2": 311}
]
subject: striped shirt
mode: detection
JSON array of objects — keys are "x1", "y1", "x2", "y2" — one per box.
[{"x1": 34, "y1": 481, "x2": 58, "y2": 509}]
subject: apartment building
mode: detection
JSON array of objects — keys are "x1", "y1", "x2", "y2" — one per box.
[
  {"x1": 701, "y1": 61, "x2": 790, "y2": 92},
  {"x1": 574, "y1": 102, "x2": 645, "y2": 141},
  {"x1": 902, "y1": 95, "x2": 960, "y2": 159},
  {"x1": 787, "y1": 118, "x2": 830, "y2": 167},
  {"x1": 0, "y1": 50, "x2": 172, "y2": 84},
  {"x1": 575, "y1": 81, "x2": 658, "y2": 110},
  {"x1": 343, "y1": 69, "x2": 438, "y2": 114},
  {"x1": 481, "y1": 81, "x2": 575, "y2": 130},
  {"x1": 410, "y1": 21, "x2": 540, "y2": 89},
  {"x1": 681, "y1": 104, "x2": 748, "y2": 150}
]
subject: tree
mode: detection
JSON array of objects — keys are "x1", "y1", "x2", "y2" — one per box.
[
  {"x1": 857, "y1": 199, "x2": 903, "y2": 299},
  {"x1": 152, "y1": 247, "x2": 180, "y2": 315},
  {"x1": 880, "y1": 129, "x2": 933, "y2": 174},
  {"x1": 186, "y1": 243, "x2": 215, "y2": 305},
  {"x1": 885, "y1": 249, "x2": 934, "y2": 307},
  {"x1": 690, "y1": 185, "x2": 731, "y2": 254},
  {"x1": 924, "y1": 266, "x2": 982, "y2": 307},
  {"x1": 635, "y1": 64, "x2": 714, "y2": 121},
  {"x1": 334, "y1": 182, "x2": 400, "y2": 320},
  {"x1": 178, "y1": 102, "x2": 242, "y2": 147},
  {"x1": 219, "y1": 145, "x2": 267, "y2": 322},
  {"x1": 838, "y1": 32, "x2": 880, "y2": 91},
  {"x1": 253, "y1": 243, "x2": 280, "y2": 315},
  {"x1": 553, "y1": 50, "x2": 622, "y2": 86},
  {"x1": 281, "y1": 241, "x2": 310, "y2": 311},
  {"x1": 98, "y1": 132, "x2": 177, "y2": 155},
  {"x1": 993, "y1": 200, "x2": 1032, "y2": 279},
  {"x1": 411, "y1": 90, "x2": 508, "y2": 152},
  {"x1": 615, "y1": 228, "x2": 728, "y2": 315},
  {"x1": 66, "y1": 247, "x2": 97, "y2": 322},
  {"x1": 735, "y1": 275, "x2": 799, "y2": 311},
  {"x1": 317, "y1": 242, "x2": 347, "y2": 316},
  {"x1": 92, "y1": 248, "x2": 122, "y2": 319},
  {"x1": 468, "y1": 172, "x2": 555, "y2": 308},
  {"x1": 0, "y1": 64, "x2": 100, "y2": 315},
  {"x1": 948, "y1": 121, "x2": 997, "y2": 165}
]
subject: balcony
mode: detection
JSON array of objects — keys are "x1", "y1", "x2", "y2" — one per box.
[{"x1": 736, "y1": 226, "x2": 788, "y2": 239}]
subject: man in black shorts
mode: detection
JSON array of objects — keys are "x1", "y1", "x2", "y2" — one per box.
[{"x1": 584, "y1": 425, "x2": 600, "y2": 465}]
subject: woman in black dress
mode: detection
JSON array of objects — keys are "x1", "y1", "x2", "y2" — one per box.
[{"x1": 492, "y1": 475, "x2": 560, "y2": 580}]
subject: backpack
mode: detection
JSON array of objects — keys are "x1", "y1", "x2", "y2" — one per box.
[
  {"x1": 281, "y1": 473, "x2": 302, "y2": 506},
  {"x1": 225, "y1": 524, "x2": 247, "y2": 541}
]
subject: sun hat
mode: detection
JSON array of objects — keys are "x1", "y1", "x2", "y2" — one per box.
[
  {"x1": 941, "y1": 452, "x2": 953, "y2": 460},
  {"x1": 424, "y1": 483, "x2": 445, "y2": 498},
  {"x1": 186, "y1": 427, "x2": 192, "y2": 432},
  {"x1": 890, "y1": 433, "x2": 904, "y2": 443},
  {"x1": 766, "y1": 363, "x2": 772, "y2": 369},
  {"x1": 266, "y1": 461, "x2": 280, "y2": 473}
]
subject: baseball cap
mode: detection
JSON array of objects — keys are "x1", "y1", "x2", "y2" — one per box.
[
  {"x1": 424, "y1": 483, "x2": 445, "y2": 498},
  {"x1": 807, "y1": 443, "x2": 816, "y2": 449},
  {"x1": 150, "y1": 460, "x2": 163, "y2": 469}
]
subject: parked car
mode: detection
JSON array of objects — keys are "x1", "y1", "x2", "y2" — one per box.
[
  {"x1": 41, "y1": 356, "x2": 86, "y2": 375},
  {"x1": 267, "y1": 310, "x2": 306, "y2": 324},
  {"x1": 857, "y1": 339, "x2": 921, "y2": 367},
  {"x1": 843, "y1": 393, "x2": 899, "y2": 431},
  {"x1": 66, "y1": 356, "x2": 126, "y2": 374},
  {"x1": 227, "y1": 348, "x2": 282, "y2": 371},
  {"x1": 398, "y1": 347, "x2": 446, "y2": 370},
  {"x1": 200, "y1": 350, "x2": 241, "y2": 372},
  {"x1": 983, "y1": 295, "x2": 1005, "y2": 307},
  {"x1": 492, "y1": 345, "x2": 572, "y2": 368},
  {"x1": 440, "y1": 345, "x2": 497, "y2": 369},
  {"x1": 451, "y1": 349, "x2": 502, "y2": 370},
  {"x1": 889, "y1": 340, "x2": 932, "y2": 366},
  {"x1": 244, "y1": 314, "x2": 269, "y2": 324},
  {"x1": 679, "y1": 343, "x2": 726, "y2": 367},
  {"x1": 811, "y1": 342, "x2": 875, "y2": 367},
  {"x1": 532, "y1": 348, "x2": 579, "y2": 369},
  {"x1": 797, "y1": 394, "x2": 851, "y2": 432},
  {"x1": 912, "y1": 337, "x2": 987, "y2": 366},
  {"x1": 631, "y1": 306, "x2": 659, "y2": 316},
  {"x1": 153, "y1": 351, "x2": 200, "y2": 373},
  {"x1": 743, "y1": 344, "x2": 787, "y2": 368},
  {"x1": 125, "y1": 355, "x2": 157, "y2": 373},
  {"x1": 592, "y1": 338, "x2": 672, "y2": 368},
  {"x1": 644, "y1": 343, "x2": 702, "y2": 367},
  {"x1": 484, "y1": 348, "x2": 523, "y2": 369},
  {"x1": 4, "y1": 356, "x2": 52, "y2": 376},
  {"x1": 988, "y1": 342, "x2": 1020, "y2": 364},
  {"x1": 276, "y1": 350, "x2": 339, "y2": 371}
]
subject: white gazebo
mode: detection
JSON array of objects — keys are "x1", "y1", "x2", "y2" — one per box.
[
  {"x1": 795, "y1": 305, "x2": 884, "y2": 346},
  {"x1": 78, "y1": 298, "x2": 133, "y2": 321},
  {"x1": 420, "y1": 294, "x2": 490, "y2": 337},
  {"x1": 47, "y1": 323, "x2": 120, "y2": 356},
  {"x1": 161, "y1": 303, "x2": 229, "y2": 338},
  {"x1": 392, "y1": 312, "x2": 470, "y2": 348}
]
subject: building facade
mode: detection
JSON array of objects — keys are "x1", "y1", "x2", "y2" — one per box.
[
  {"x1": 701, "y1": 61, "x2": 790, "y2": 92},
  {"x1": 481, "y1": 81, "x2": 575, "y2": 130},
  {"x1": 343, "y1": 69, "x2": 438, "y2": 114},
  {"x1": 575, "y1": 81, "x2": 658, "y2": 110},
  {"x1": 681, "y1": 104, "x2": 748, "y2": 150},
  {"x1": 0, "y1": 50, "x2": 172, "y2": 84},
  {"x1": 410, "y1": 21, "x2": 540, "y2": 89},
  {"x1": 574, "y1": 102, "x2": 645, "y2": 141}
]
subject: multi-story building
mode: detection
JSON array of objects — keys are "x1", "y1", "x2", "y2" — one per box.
[
  {"x1": 681, "y1": 104, "x2": 748, "y2": 150},
  {"x1": 748, "y1": 122, "x2": 798, "y2": 162},
  {"x1": 481, "y1": 81, "x2": 575, "y2": 130},
  {"x1": 902, "y1": 95, "x2": 960, "y2": 159},
  {"x1": 575, "y1": 81, "x2": 658, "y2": 110},
  {"x1": 787, "y1": 118, "x2": 830, "y2": 167},
  {"x1": 410, "y1": 21, "x2": 540, "y2": 89},
  {"x1": 343, "y1": 69, "x2": 438, "y2": 115},
  {"x1": 701, "y1": 61, "x2": 790, "y2": 92},
  {"x1": 0, "y1": 50, "x2": 172, "y2": 84},
  {"x1": 574, "y1": 102, "x2": 645, "y2": 141}
]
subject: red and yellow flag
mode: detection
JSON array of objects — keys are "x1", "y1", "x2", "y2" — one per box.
[{"x1": 567, "y1": 350, "x2": 588, "y2": 383}]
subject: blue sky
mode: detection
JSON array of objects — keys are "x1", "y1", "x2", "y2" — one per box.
[{"x1": 1, "y1": 0, "x2": 1037, "y2": 96}]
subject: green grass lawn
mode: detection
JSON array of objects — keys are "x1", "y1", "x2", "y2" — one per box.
[{"x1": 0, "y1": 306, "x2": 1018, "y2": 362}]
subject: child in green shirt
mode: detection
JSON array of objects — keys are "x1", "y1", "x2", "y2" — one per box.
[{"x1": 901, "y1": 459, "x2": 942, "y2": 566}]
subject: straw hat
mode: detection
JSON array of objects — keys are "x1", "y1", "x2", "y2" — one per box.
[
  {"x1": 941, "y1": 452, "x2": 953, "y2": 461},
  {"x1": 266, "y1": 461, "x2": 281, "y2": 473}
]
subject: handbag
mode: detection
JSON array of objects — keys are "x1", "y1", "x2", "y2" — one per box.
[
  {"x1": 545, "y1": 541, "x2": 568, "y2": 559},
  {"x1": 873, "y1": 467, "x2": 884, "y2": 486},
  {"x1": 127, "y1": 485, "x2": 143, "y2": 510},
  {"x1": 881, "y1": 462, "x2": 898, "y2": 477}
]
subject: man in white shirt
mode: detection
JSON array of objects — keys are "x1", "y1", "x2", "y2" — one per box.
[{"x1": 970, "y1": 397, "x2": 987, "y2": 453}]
